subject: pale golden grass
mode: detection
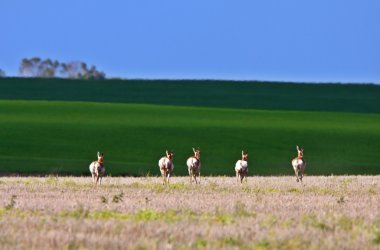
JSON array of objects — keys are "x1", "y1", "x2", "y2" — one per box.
[{"x1": 0, "y1": 176, "x2": 380, "y2": 250}]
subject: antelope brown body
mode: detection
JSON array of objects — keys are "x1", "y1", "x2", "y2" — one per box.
[
  {"x1": 292, "y1": 146, "x2": 306, "y2": 182},
  {"x1": 187, "y1": 148, "x2": 201, "y2": 184},
  {"x1": 158, "y1": 150, "x2": 174, "y2": 185},
  {"x1": 89, "y1": 152, "x2": 105, "y2": 186}
]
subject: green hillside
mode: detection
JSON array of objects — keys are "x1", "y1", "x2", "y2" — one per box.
[
  {"x1": 2, "y1": 77, "x2": 380, "y2": 113},
  {"x1": 0, "y1": 100, "x2": 379, "y2": 176}
]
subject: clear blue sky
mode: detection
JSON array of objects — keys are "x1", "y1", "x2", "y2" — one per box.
[{"x1": 1, "y1": 0, "x2": 380, "y2": 83}]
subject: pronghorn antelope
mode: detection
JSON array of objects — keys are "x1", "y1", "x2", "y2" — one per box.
[
  {"x1": 292, "y1": 145, "x2": 306, "y2": 182},
  {"x1": 89, "y1": 152, "x2": 105, "y2": 186},
  {"x1": 235, "y1": 150, "x2": 248, "y2": 183},
  {"x1": 158, "y1": 150, "x2": 174, "y2": 185},
  {"x1": 187, "y1": 148, "x2": 201, "y2": 184}
]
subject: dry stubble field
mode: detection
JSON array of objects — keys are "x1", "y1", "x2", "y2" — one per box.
[{"x1": 1, "y1": 176, "x2": 380, "y2": 250}]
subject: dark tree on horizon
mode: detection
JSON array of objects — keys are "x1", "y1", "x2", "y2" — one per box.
[{"x1": 19, "y1": 57, "x2": 106, "y2": 80}]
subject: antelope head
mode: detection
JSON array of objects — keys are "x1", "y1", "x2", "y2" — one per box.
[
  {"x1": 97, "y1": 152, "x2": 104, "y2": 163},
  {"x1": 193, "y1": 148, "x2": 200, "y2": 159},
  {"x1": 166, "y1": 150, "x2": 174, "y2": 160},
  {"x1": 296, "y1": 145, "x2": 304, "y2": 158},
  {"x1": 242, "y1": 150, "x2": 248, "y2": 161}
]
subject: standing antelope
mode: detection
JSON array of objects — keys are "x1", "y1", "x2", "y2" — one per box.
[
  {"x1": 158, "y1": 150, "x2": 174, "y2": 185},
  {"x1": 89, "y1": 152, "x2": 105, "y2": 186},
  {"x1": 292, "y1": 145, "x2": 306, "y2": 182},
  {"x1": 235, "y1": 150, "x2": 248, "y2": 183},
  {"x1": 187, "y1": 148, "x2": 201, "y2": 184}
]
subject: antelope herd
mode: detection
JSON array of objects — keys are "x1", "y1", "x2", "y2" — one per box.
[{"x1": 89, "y1": 146, "x2": 306, "y2": 185}]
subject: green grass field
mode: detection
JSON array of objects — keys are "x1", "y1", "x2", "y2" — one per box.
[
  {"x1": 1, "y1": 78, "x2": 380, "y2": 176},
  {"x1": 1, "y1": 95, "x2": 379, "y2": 175},
  {"x1": 2, "y1": 77, "x2": 380, "y2": 113}
]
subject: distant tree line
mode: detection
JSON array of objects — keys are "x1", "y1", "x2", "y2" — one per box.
[
  {"x1": 19, "y1": 57, "x2": 106, "y2": 80},
  {"x1": 0, "y1": 68, "x2": 5, "y2": 77}
]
